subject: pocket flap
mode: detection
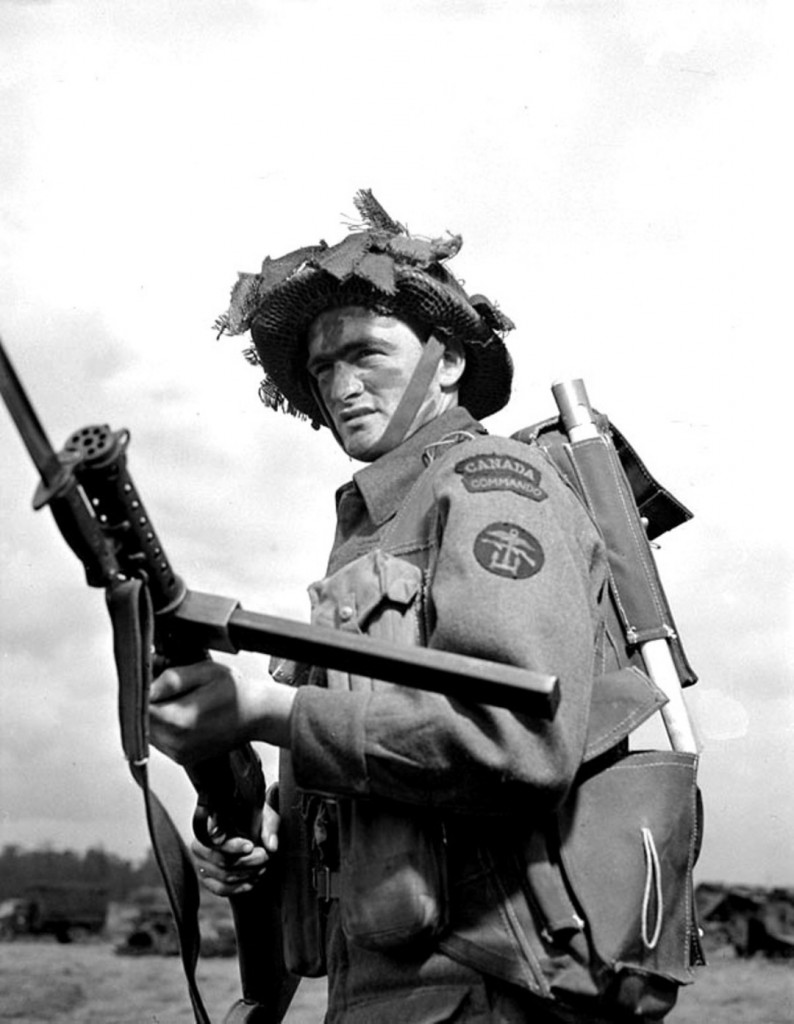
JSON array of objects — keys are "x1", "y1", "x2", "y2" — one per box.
[
  {"x1": 584, "y1": 667, "x2": 668, "y2": 762},
  {"x1": 309, "y1": 550, "x2": 422, "y2": 631}
]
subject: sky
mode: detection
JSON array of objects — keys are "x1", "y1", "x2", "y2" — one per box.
[{"x1": 0, "y1": 0, "x2": 791, "y2": 888}]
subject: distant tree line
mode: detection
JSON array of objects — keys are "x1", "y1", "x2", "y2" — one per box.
[{"x1": 0, "y1": 844, "x2": 163, "y2": 902}]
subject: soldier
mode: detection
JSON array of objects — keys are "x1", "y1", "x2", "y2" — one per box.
[{"x1": 149, "y1": 192, "x2": 654, "y2": 1023}]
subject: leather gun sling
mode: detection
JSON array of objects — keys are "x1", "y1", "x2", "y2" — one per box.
[{"x1": 107, "y1": 577, "x2": 212, "y2": 1024}]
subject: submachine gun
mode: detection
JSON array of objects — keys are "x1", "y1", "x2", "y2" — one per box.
[{"x1": 0, "y1": 337, "x2": 558, "y2": 1024}]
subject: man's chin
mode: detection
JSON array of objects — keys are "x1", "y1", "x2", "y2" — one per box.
[
  {"x1": 341, "y1": 438, "x2": 380, "y2": 462},
  {"x1": 338, "y1": 424, "x2": 381, "y2": 461},
  {"x1": 338, "y1": 403, "x2": 415, "y2": 460}
]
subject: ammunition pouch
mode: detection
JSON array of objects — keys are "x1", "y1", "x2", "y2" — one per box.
[
  {"x1": 439, "y1": 663, "x2": 703, "y2": 1019},
  {"x1": 336, "y1": 798, "x2": 448, "y2": 951},
  {"x1": 526, "y1": 750, "x2": 703, "y2": 1020}
]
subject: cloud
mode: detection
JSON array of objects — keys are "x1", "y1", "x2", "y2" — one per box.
[
  {"x1": 664, "y1": 534, "x2": 792, "y2": 703},
  {"x1": 690, "y1": 687, "x2": 750, "y2": 742}
]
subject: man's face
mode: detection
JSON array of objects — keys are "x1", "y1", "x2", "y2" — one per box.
[{"x1": 306, "y1": 306, "x2": 461, "y2": 461}]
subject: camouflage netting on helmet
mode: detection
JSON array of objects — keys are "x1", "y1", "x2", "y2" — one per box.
[{"x1": 216, "y1": 190, "x2": 515, "y2": 427}]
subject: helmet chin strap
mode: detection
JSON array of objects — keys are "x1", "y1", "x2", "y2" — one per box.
[{"x1": 310, "y1": 334, "x2": 447, "y2": 460}]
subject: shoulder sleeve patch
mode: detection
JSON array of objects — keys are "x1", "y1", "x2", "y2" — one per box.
[
  {"x1": 473, "y1": 522, "x2": 545, "y2": 579},
  {"x1": 455, "y1": 452, "x2": 548, "y2": 502}
]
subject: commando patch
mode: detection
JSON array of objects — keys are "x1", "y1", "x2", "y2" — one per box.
[
  {"x1": 473, "y1": 522, "x2": 545, "y2": 580},
  {"x1": 455, "y1": 452, "x2": 547, "y2": 502}
]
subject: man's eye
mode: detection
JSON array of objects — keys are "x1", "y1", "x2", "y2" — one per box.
[{"x1": 355, "y1": 348, "x2": 383, "y2": 364}]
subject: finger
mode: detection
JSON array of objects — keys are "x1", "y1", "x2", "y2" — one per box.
[
  {"x1": 198, "y1": 856, "x2": 265, "y2": 883},
  {"x1": 191, "y1": 839, "x2": 230, "y2": 871},
  {"x1": 192, "y1": 837, "x2": 268, "y2": 870},
  {"x1": 222, "y1": 847, "x2": 269, "y2": 871},
  {"x1": 150, "y1": 661, "x2": 220, "y2": 703},
  {"x1": 262, "y1": 802, "x2": 280, "y2": 855},
  {"x1": 196, "y1": 854, "x2": 264, "y2": 885},
  {"x1": 195, "y1": 849, "x2": 267, "y2": 898},
  {"x1": 149, "y1": 666, "x2": 194, "y2": 704},
  {"x1": 206, "y1": 828, "x2": 256, "y2": 857},
  {"x1": 196, "y1": 869, "x2": 257, "y2": 898}
]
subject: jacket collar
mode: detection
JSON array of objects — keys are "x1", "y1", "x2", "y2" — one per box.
[{"x1": 348, "y1": 406, "x2": 487, "y2": 527}]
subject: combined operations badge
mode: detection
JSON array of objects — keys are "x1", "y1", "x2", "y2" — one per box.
[{"x1": 473, "y1": 522, "x2": 545, "y2": 579}]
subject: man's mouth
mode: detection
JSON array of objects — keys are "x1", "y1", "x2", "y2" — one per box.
[{"x1": 339, "y1": 407, "x2": 374, "y2": 425}]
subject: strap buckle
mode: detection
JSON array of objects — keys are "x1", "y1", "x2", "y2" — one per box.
[{"x1": 312, "y1": 866, "x2": 340, "y2": 901}]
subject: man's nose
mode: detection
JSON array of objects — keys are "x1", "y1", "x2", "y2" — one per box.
[{"x1": 329, "y1": 362, "x2": 363, "y2": 402}]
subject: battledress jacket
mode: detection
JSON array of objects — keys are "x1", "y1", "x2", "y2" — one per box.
[{"x1": 277, "y1": 405, "x2": 610, "y2": 994}]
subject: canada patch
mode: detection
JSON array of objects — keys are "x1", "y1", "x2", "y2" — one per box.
[
  {"x1": 473, "y1": 522, "x2": 545, "y2": 580},
  {"x1": 455, "y1": 453, "x2": 547, "y2": 502}
]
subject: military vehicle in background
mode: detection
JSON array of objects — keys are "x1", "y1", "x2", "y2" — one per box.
[
  {"x1": 114, "y1": 884, "x2": 236, "y2": 957},
  {"x1": 696, "y1": 883, "x2": 794, "y2": 958},
  {"x1": 114, "y1": 886, "x2": 179, "y2": 956},
  {"x1": 0, "y1": 882, "x2": 109, "y2": 942}
]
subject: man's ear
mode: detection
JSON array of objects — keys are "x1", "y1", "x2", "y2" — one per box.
[{"x1": 438, "y1": 338, "x2": 466, "y2": 390}]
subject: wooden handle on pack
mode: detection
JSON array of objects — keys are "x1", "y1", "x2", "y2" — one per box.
[{"x1": 552, "y1": 378, "x2": 699, "y2": 753}]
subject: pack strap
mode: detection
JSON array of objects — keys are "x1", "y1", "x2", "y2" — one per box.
[
  {"x1": 106, "y1": 578, "x2": 211, "y2": 1024},
  {"x1": 512, "y1": 414, "x2": 692, "y2": 541},
  {"x1": 514, "y1": 414, "x2": 697, "y2": 688}
]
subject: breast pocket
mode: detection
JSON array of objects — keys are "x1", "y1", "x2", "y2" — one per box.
[{"x1": 308, "y1": 549, "x2": 425, "y2": 692}]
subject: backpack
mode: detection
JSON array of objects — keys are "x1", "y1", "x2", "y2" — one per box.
[{"x1": 501, "y1": 408, "x2": 705, "y2": 1019}]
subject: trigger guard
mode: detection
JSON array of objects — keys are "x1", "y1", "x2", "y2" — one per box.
[{"x1": 192, "y1": 802, "x2": 213, "y2": 847}]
